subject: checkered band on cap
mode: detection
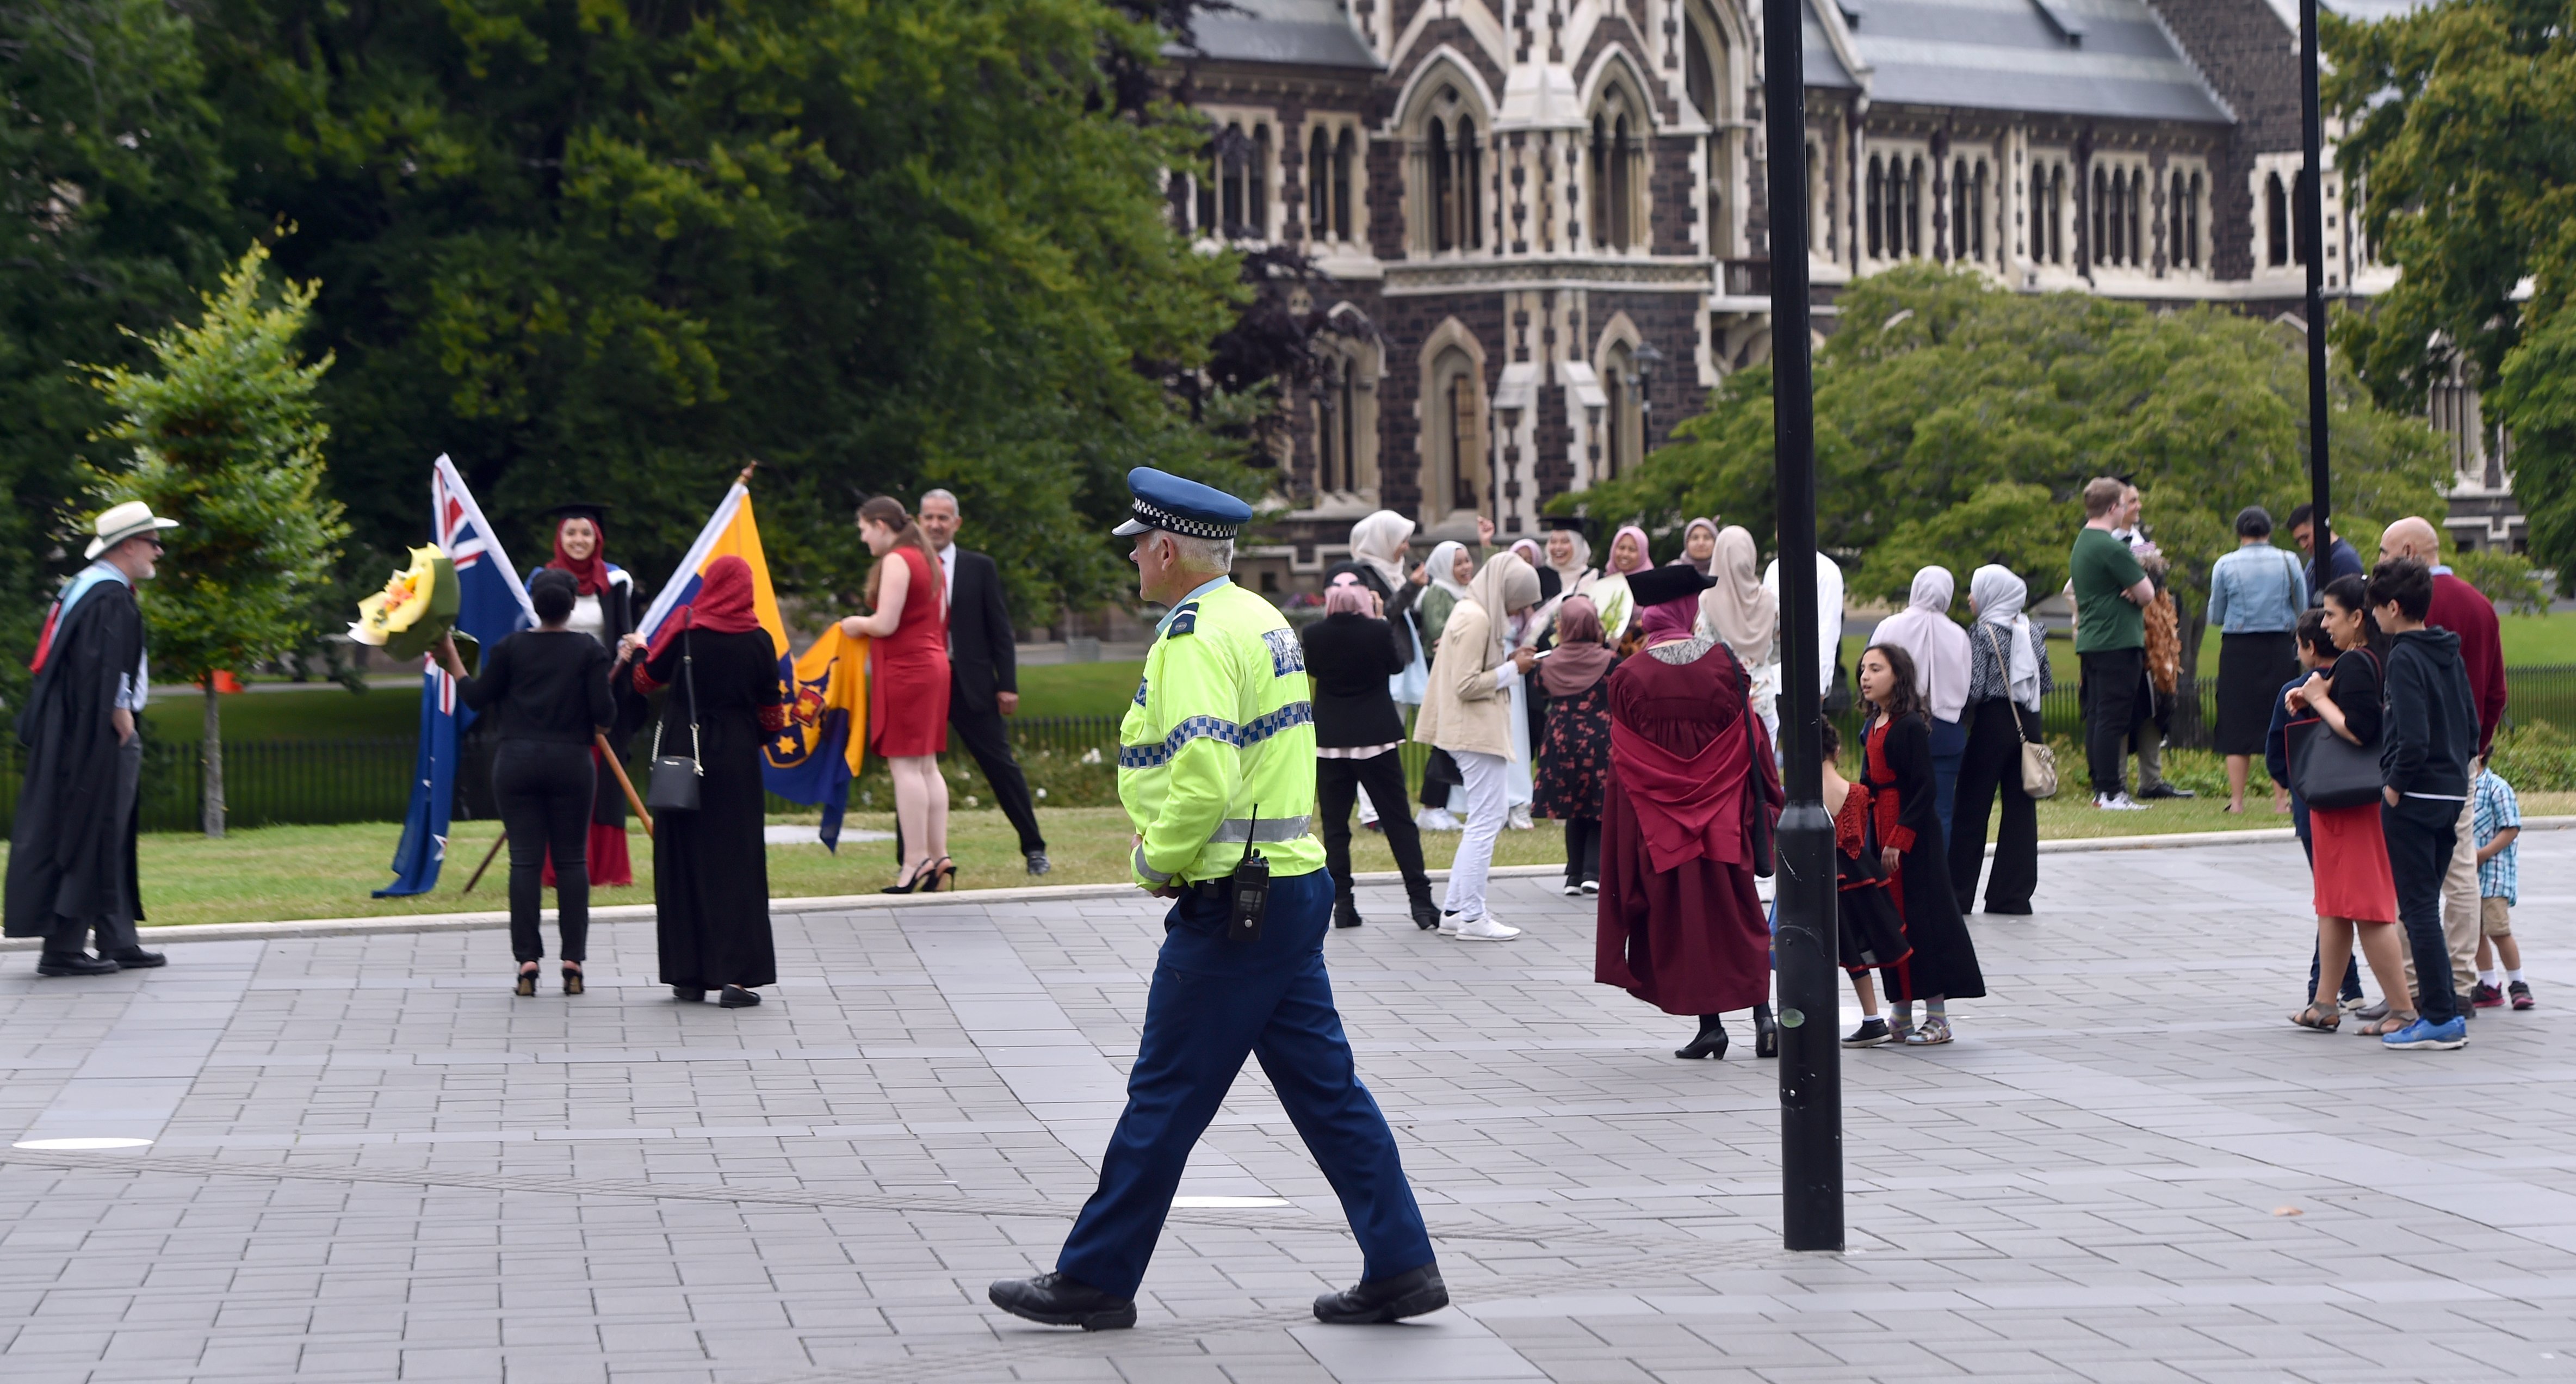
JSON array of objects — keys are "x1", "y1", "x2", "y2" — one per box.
[{"x1": 1128, "y1": 498, "x2": 1237, "y2": 540}]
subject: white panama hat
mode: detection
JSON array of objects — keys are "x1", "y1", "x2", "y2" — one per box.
[{"x1": 84, "y1": 500, "x2": 181, "y2": 560}]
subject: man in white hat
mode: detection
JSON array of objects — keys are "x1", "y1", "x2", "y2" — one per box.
[{"x1": 5, "y1": 501, "x2": 179, "y2": 975}]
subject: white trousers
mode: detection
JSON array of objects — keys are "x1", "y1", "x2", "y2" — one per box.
[
  {"x1": 1442, "y1": 750, "x2": 1510, "y2": 920},
  {"x1": 1505, "y1": 682, "x2": 1534, "y2": 807}
]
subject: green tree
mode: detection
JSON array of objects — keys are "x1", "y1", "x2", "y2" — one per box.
[
  {"x1": 84, "y1": 243, "x2": 349, "y2": 837},
  {"x1": 196, "y1": 0, "x2": 1244, "y2": 622},
  {"x1": 1575, "y1": 266, "x2": 2450, "y2": 682},
  {"x1": 2, "y1": 0, "x2": 233, "y2": 705},
  {"x1": 2325, "y1": 0, "x2": 2576, "y2": 585}
]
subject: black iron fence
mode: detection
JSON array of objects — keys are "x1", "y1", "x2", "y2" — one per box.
[{"x1": 9, "y1": 671, "x2": 2576, "y2": 837}]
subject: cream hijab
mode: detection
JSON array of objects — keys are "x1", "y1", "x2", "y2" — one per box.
[
  {"x1": 1872, "y1": 566, "x2": 1973, "y2": 723},
  {"x1": 1466, "y1": 552, "x2": 1544, "y2": 671},
  {"x1": 1700, "y1": 525, "x2": 1778, "y2": 665},
  {"x1": 1348, "y1": 510, "x2": 1415, "y2": 592},
  {"x1": 1426, "y1": 540, "x2": 1473, "y2": 598}
]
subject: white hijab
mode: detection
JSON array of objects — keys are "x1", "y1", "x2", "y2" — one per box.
[
  {"x1": 1870, "y1": 565, "x2": 1972, "y2": 723},
  {"x1": 1426, "y1": 540, "x2": 1473, "y2": 599},
  {"x1": 1348, "y1": 510, "x2": 1415, "y2": 592},
  {"x1": 1544, "y1": 530, "x2": 1594, "y2": 588},
  {"x1": 1970, "y1": 564, "x2": 2042, "y2": 712}
]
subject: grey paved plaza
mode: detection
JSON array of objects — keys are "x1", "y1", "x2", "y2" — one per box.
[{"x1": 6, "y1": 832, "x2": 2576, "y2": 1383}]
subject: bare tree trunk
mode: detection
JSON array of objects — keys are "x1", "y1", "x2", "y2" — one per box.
[{"x1": 201, "y1": 680, "x2": 225, "y2": 838}]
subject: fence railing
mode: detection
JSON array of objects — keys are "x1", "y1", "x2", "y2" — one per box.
[{"x1": 9, "y1": 670, "x2": 2576, "y2": 837}]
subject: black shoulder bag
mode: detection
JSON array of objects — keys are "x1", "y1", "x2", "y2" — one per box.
[
  {"x1": 2293, "y1": 648, "x2": 2384, "y2": 811},
  {"x1": 645, "y1": 625, "x2": 704, "y2": 813}
]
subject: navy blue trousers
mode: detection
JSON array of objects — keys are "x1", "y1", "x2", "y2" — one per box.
[{"x1": 1056, "y1": 867, "x2": 1434, "y2": 1300}]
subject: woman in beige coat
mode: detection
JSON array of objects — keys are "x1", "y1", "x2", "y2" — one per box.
[{"x1": 1413, "y1": 551, "x2": 1542, "y2": 940}]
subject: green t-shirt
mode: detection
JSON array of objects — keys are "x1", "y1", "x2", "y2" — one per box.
[{"x1": 2069, "y1": 526, "x2": 2146, "y2": 653}]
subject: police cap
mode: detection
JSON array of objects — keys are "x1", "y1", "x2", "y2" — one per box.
[{"x1": 1113, "y1": 467, "x2": 1254, "y2": 540}]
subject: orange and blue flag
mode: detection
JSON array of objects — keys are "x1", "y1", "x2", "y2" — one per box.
[{"x1": 639, "y1": 481, "x2": 869, "y2": 848}]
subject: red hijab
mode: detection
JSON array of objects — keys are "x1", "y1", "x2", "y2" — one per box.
[
  {"x1": 647, "y1": 554, "x2": 761, "y2": 661},
  {"x1": 548, "y1": 518, "x2": 612, "y2": 596}
]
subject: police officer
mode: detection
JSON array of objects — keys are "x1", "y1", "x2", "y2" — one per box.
[{"x1": 988, "y1": 468, "x2": 1445, "y2": 1331}]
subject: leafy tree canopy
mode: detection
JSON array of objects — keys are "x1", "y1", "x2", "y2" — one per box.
[
  {"x1": 1572, "y1": 266, "x2": 2451, "y2": 669},
  {"x1": 0, "y1": 0, "x2": 233, "y2": 703},
  {"x1": 196, "y1": 0, "x2": 1247, "y2": 620},
  {"x1": 2325, "y1": 0, "x2": 2576, "y2": 587}
]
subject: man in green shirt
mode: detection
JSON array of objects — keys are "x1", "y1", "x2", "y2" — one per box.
[{"x1": 2070, "y1": 476, "x2": 2156, "y2": 809}]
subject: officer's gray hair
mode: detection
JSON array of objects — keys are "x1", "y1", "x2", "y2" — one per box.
[
  {"x1": 918, "y1": 487, "x2": 959, "y2": 512},
  {"x1": 1163, "y1": 532, "x2": 1235, "y2": 574}
]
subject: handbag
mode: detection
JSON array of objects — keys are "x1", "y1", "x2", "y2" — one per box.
[
  {"x1": 2292, "y1": 650, "x2": 2384, "y2": 810},
  {"x1": 645, "y1": 624, "x2": 704, "y2": 813},
  {"x1": 1981, "y1": 623, "x2": 2058, "y2": 799}
]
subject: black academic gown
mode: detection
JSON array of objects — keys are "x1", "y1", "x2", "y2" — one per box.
[{"x1": 6, "y1": 579, "x2": 146, "y2": 942}]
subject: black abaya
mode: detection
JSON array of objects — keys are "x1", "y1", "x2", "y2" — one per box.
[
  {"x1": 1948, "y1": 696, "x2": 2042, "y2": 916},
  {"x1": 643, "y1": 628, "x2": 783, "y2": 990}
]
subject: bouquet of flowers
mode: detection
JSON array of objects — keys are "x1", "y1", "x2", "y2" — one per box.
[{"x1": 349, "y1": 545, "x2": 462, "y2": 661}]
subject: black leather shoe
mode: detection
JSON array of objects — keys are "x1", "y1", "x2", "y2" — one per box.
[
  {"x1": 1025, "y1": 850, "x2": 1052, "y2": 877},
  {"x1": 2137, "y1": 783, "x2": 2195, "y2": 800},
  {"x1": 1410, "y1": 900, "x2": 1441, "y2": 931},
  {"x1": 719, "y1": 985, "x2": 761, "y2": 1008},
  {"x1": 672, "y1": 986, "x2": 706, "y2": 1003},
  {"x1": 36, "y1": 953, "x2": 119, "y2": 977},
  {"x1": 989, "y1": 1271, "x2": 1136, "y2": 1330},
  {"x1": 105, "y1": 948, "x2": 166, "y2": 968},
  {"x1": 1312, "y1": 1263, "x2": 1448, "y2": 1324}
]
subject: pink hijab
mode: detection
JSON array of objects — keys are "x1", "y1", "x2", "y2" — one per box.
[{"x1": 1605, "y1": 524, "x2": 1654, "y2": 575}]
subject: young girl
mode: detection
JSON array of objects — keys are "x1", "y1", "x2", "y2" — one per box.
[
  {"x1": 1821, "y1": 720, "x2": 1912, "y2": 1047},
  {"x1": 1857, "y1": 644, "x2": 1988, "y2": 1044}
]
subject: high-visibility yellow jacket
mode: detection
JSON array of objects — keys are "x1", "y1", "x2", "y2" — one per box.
[{"x1": 1119, "y1": 579, "x2": 1326, "y2": 887}]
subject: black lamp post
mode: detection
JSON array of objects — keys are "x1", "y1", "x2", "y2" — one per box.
[
  {"x1": 2298, "y1": 0, "x2": 2333, "y2": 582},
  {"x1": 1762, "y1": 0, "x2": 1843, "y2": 1252}
]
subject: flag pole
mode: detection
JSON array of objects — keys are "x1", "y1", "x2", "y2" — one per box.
[
  {"x1": 462, "y1": 832, "x2": 507, "y2": 895},
  {"x1": 599, "y1": 732, "x2": 655, "y2": 839}
]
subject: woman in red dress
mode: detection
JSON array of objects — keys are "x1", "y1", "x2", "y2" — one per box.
[
  {"x1": 839, "y1": 496, "x2": 952, "y2": 892},
  {"x1": 2289, "y1": 574, "x2": 2407, "y2": 1034},
  {"x1": 1594, "y1": 576, "x2": 1781, "y2": 1062}
]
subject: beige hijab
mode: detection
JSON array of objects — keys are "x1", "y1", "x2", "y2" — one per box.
[
  {"x1": 1466, "y1": 552, "x2": 1543, "y2": 671},
  {"x1": 1347, "y1": 510, "x2": 1415, "y2": 591},
  {"x1": 1701, "y1": 525, "x2": 1778, "y2": 665}
]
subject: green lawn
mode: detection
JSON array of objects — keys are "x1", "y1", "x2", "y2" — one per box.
[
  {"x1": 25, "y1": 788, "x2": 2571, "y2": 930},
  {"x1": 1013, "y1": 660, "x2": 1144, "y2": 719}
]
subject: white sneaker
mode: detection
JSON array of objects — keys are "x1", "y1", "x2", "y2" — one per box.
[
  {"x1": 1452, "y1": 914, "x2": 1521, "y2": 941},
  {"x1": 1416, "y1": 807, "x2": 1463, "y2": 832},
  {"x1": 1437, "y1": 911, "x2": 1464, "y2": 936},
  {"x1": 1560, "y1": 881, "x2": 1583, "y2": 897},
  {"x1": 1507, "y1": 804, "x2": 1534, "y2": 831},
  {"x1": 1580, "y1": 880, "x2": 1599, "y2": 895},
  {"x1": 2095, "y1": 792, "x2": 2150, "y2": 811}
]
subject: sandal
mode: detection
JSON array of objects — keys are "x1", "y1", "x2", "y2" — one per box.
[
  {"x1": 2358, "y1": 1011, "x2": 2417, "y2": 1037},
  {"x1": 1903, "y1": 1017, "x2": 1954, "y2": 1046},
  {"x1": 2289, "y1": 1002, "x2": 2340, "y2": 1033}
]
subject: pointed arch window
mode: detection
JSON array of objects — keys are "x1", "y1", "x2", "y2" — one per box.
[
  {"x1": 1906, "y1": 156, "x2": 1924, "y2": 257},
  {"x1": 2266, "y1": 171, "x2": 2290, "y2": 267},
  {"x1": 1308, "y1": 126, "x2": 1332, "y2": 240},
  {"x1": 1866, "y1": 155, "x2": 1885, "y2": 260},
  {"x1": 1457, "y1": 117, "x2": 1483, "y2": 251},
  {"x1": 1428, "y1": 118, "x2": 1454, "y2": 251},
  {"x1": 1333, "y1": 130, "x2": 1355, "y2": 242},
  {"x1": 1425, "y1": 345, "x2": 1488, "y2": 521}
]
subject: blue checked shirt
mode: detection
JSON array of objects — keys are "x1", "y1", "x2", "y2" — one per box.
[{"x1": 2473, "y1": 768, "x2": 2521, "y2": 903}]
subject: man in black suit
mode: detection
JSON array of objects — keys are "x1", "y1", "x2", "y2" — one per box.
[{"x1": 918, "y1": 490, "x2": 1050, "y2": 874}]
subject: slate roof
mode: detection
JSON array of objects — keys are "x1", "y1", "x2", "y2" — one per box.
[
  {"x1": 1805, "y1": 1, "x2": 1862, "y2": 88},
  {"x1": 1841, "y1": 0, "x2": 2231, "y2": 122},
  {"x1": 1179, "y1": 0, "x2": 1382, "y2": 69}
]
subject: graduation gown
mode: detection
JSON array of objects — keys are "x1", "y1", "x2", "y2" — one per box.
[{"x1": 6, "y1": 577, "x2": 145, "y2": 940}]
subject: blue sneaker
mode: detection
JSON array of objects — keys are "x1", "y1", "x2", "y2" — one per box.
[{"x1": 2382, "y1": 1015, "x2": 2469, "y2": 1049}]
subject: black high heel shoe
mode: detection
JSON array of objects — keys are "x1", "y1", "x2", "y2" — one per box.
[
  {"x1": 1753, "y1": 1003, "x2": 1780, "y2": 1059},
  {"x1": 881, "y1": 860, "x2": 934, "y2": 895},
  {"x1": 1674, "y1": 1015, "x2": 1729, "y2": 1060},
  {"x1": 930, "y1": 857, "x2": 957, "y2": 893},
  {"x1": 562, "y1": 965, "x2": 584, "y2": 997},
  {"x1": 515, "y1": 963, "x2": 538, "y2": 997}
]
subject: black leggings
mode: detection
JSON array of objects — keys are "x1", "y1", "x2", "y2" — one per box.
[
  {"x1": 1318, "y1": 750, "x2": 1433, "y2": 905},
  {"x1": 1950, "y1": 697, "x2": 2041, "y2": 914},
  {"x1": 1563, "y1": 817, "x2": 1602, "y2": 888},
  {"x1": 493, "y1": 739, "x2": 595, "y2": 962}
]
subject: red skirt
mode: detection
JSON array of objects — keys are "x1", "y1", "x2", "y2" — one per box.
[{"x1": 2309, "y1": 801, "x2": 2396, "y2": 923}]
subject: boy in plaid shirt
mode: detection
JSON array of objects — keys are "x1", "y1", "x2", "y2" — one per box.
[{"x1": 2470, "y1": 758, "x2": 2531, "y2": 1011}]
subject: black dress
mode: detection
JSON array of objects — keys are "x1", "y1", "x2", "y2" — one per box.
[
  {"x1": 643, "y1": 627, "x2": 784, "y2": 990},
  {"x1": 1834, "y1": 783, "x2": 1912, "y2": 977},
  {"x1": 1861, "y1": 713, "x2": 1987, "y2": 1002}
]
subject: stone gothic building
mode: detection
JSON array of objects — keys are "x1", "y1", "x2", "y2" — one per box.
[{"x1": 1182, "y1": 0, "x2": 2490, "y2": 594}]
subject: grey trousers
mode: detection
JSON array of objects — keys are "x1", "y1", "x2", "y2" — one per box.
[{"x1": 45, "y1": 739, "x2": 142, "y2": 957}]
